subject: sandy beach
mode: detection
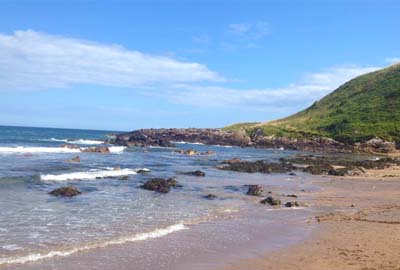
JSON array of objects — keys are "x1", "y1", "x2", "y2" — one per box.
[{"x1": 227, "y1": 165, "x2": 400, "y2": 270}]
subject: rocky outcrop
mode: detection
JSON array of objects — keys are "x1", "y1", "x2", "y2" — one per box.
[
  {"x1": 203, "y1": 194, "x2": 217, "y2": 200},
  {"x1": 49, "y1": 186, "x2": 81, "y2": 197},
  {"x1": 355, "y1": 137, "x2": 398, "y2": 154},
  {"x1": 111, "y1": 128, "x2": 398, "y2": 154},
  {"x1": 220, "y1": 160, "x2": 296, "y2": 174},
  {"x1": 113, "y1": 128, "x2": 251, "y2": 148}
]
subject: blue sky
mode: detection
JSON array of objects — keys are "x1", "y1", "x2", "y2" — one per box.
[{"x1": 0, "y1": 0, "x2": 399, "y2": 131}]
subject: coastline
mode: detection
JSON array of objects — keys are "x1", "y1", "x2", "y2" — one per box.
[{"x1": 226, "y1": 166, "x2": 400, "y2": 270}]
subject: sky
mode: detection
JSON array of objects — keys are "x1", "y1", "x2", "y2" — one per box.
[{"x1": 0, "y1": 0, "x2": 399, "y2": 131}]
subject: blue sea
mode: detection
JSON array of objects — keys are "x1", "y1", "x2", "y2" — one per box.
[{"x1": 0, "y1": 125, "x2": 318, "y2": 270}]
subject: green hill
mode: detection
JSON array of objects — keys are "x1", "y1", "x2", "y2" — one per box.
[{"x1": 224, "y1": 64, "x2": 400, "y2": 144}]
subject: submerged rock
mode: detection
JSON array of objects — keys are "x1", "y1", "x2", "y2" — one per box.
[
  {"x1": 185, "y1": 170, "x2": 205, "y2": 177},
  {"x1": 82, "y1": 146, "x2": 110, "y2": 153},
  {"x1": 140, "y1": 178, "x2": 181, "y2": 193},
  {"x1": 61, "y1": 144, "x2": 80, "y2": 149},
  {"x1": 246, "y1": 185, "x2": 263, "y2": 196},
  {"x1": 67, "y1": 156, "x2": 80, "y2": 163},
  {"x1": 260, "y1": 196, "x2": 281, "y2": 206},
  {"x1": 49, "y1": 186, "x2": 81, "y2": 197},
  {"x1": 203, "y1": 194, "x2": 217, "y2": 200}
]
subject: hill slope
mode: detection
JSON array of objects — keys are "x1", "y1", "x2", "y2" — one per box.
[{"x1": 224, "y1": 64, "x2": 400, "y2": 144}]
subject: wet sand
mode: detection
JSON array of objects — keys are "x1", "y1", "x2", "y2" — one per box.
[{"x1": 227, "y1": 166, "x2": 400, "y2": 270}]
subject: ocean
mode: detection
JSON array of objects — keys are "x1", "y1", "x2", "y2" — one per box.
[{"x1": 0, "y1": 125, "x2": 318, "y2": 269}]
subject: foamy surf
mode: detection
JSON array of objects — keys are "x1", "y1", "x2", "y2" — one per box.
[
  {"x1": 43, "y1": 138, "x2": 104, "y2": 145},
  {"x1": 0, "y1": 146, "x2": 125, "y2": 154},
  {"x1": 40, "y1": 167, "x2": 148, "y2": 181},
  {"x1": 0, "y1": 146, "x2": 81, "y2": 154},
  {"x1": 0, "y1": 223, "x2": 187, "y2": 266}
]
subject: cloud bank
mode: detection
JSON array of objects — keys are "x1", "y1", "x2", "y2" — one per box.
[
  {"x1": 167, "y1": 65, "x2": 380, "y2": 110},
  {"x1": 0, "y1": 30, "x2": 222, "y2": 91}
]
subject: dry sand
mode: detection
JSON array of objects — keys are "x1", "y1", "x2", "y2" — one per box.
[{"x1": 226, "y1": 166, "x2": 400, "y2": 270}]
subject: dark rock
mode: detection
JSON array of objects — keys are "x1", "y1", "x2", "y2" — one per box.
[
  {"x1": 260, "y1": 196, "x2": 281, "y2": 206},
  {"x1": 246, "y1": 185, "x2": 263, "y2": 196},
  {"x1": 286, "y1": 194, "x2": 298, "y2": 198},
  {"x1": 67, "y1": 156, "x2": 80, "y2": 163},
  {"x1": 303, "y1": 164, "x2": 336, "y2": 175},
  {"x1": 220, "y1": 160, "x2": 296, "y2": 174},
  {"x1": 141, "y1": 178, "x2": 171, "y2": 193},
  {"x1": 289, "y1": 172, "x2": 296, "y2": 176},
  {"x1": 136, "y1": 169, "x2": 150, "y2": 174},
  {"x1": 223, "y1": 158, "x2": 242, "y2": 164},
  {"x1": 285, "y1": 201, "x2": 300, "y2": 207},
  {"x1": 203, "y1": 194, "x2": 217, "y2": 200},
  {"x1": 82, "y1": 146, "x2": 110, "y2": 153},
  {"x1": 49, "y1": 186, "x2": 81, "y2": 197},
  {"x1": 185, "y1": 170, "x2": 205, "y2": 177}
]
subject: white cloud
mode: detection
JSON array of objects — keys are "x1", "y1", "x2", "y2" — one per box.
[
  {"x1": 228, "y1": 21, "x2": 270, "y2": 40},
  {"x1": 164, "y1": 65, "x2": 380, "y2": 109},
  {"x1": 0, "y1": 30, "x2": 223, "y2": 91},
  {"x1": 386, "y1": 57, "x2": 400, "y2": 64}
]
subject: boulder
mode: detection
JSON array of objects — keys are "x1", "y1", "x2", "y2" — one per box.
[
  {"x1": 49, "y1": 186, "x2": 81, "y2": 197},
  {"x1": 246, "y1": 185, "x2": 263, "y2": 196},
  {"x1": 260, "y1": 196, "x2": 281, "y2": 206}
]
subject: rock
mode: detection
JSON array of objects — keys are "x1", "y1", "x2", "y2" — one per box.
[
  {"x1": 136, "y1": 168, "x2": 150, "y2": 174},
  {"x1": 82, "y1": 146, "x2": 110, "y2": 153},
  {"x1": 140, "y1": 178, "x2": 181, "y2": 193},
  {"x1": 303, "y1": 164, "x2": 336, "y2": 175},
  {"x1": 114, "y1": 166, "x2": 121, "y2": 171},
  {"x1": 356, "y1": 137, "x2": 397, "y2": 153},
  {"x1": 223, "y1": 157, "x2": 242, "y2": 164},
  {"x1": 185, "y1": 170, "x2": 205, "y2": 177},
  {"x1": 112, "y1": 128, "x2": 251, "y2": 148},
  {"x1": 203, "y1": 194, "x2": 217, "y2": 200},
  {"x1": 119, "y1": 175, "x2": 129, "y2": 180},
  {"x1": 285, "y1": 201, "x2": 300, "y2": 207},
  {"x1": 220, "y1": 160, "x2": 296, "y2": 174},
  {"x1": 286, "y1": 194, "x2": 298, "y2": 198},
  {"x1": 49, "y1": 186, "x2": 81, "y2": 197},
  {"x1": 67, "y1": 156, "x2": 80, "y2": 163},
  {"x1": 185, "y1": 149, "x2": 198, "y2": 156},
  {"x1": 260, "y1": 196, "x2": 281, "y2": 206},
  {"x1": 289, "y1": 172, "x2": 296, "y2": 176},
  {"x1": 246, "y1": 185, "x2": 263, "y2": 196},
  {"x1": 203, "y1": 150, "x2": 216, "y2": 155}
]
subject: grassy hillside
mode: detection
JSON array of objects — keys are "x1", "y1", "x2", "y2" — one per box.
[{"x1": 224, "y1": 64, "x2": 400, "y2": 144}]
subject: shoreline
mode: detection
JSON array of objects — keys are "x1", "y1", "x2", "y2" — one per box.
[{"x1": 226, "y1": 166, "x2": 400, "y2": 270}]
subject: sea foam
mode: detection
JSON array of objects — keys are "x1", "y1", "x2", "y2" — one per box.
[
  {"x1": 0, "y1": 146, "x2": 125, "y2": 154},
  {"x1": 0, "y1": 223, "x2": 187, "y2": 266},
  {"x1": 44, "y1": 138, "x2": 104, "y2": 145},
  {"x1": 40, "y1": 167, "x2": 147, "y2": 181}
]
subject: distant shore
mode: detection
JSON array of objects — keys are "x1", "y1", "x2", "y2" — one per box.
[{"x1": 226, "y1": 164, "x2": 400, "y2": 270}]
